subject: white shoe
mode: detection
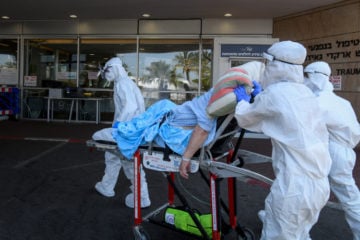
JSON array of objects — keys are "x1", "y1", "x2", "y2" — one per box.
[
  {"x1": 125, "y1": 193, "x2": 151, "y2": 208},
  {"x1": 95, "y1": 182, "x2": 115, "y2": 197}
]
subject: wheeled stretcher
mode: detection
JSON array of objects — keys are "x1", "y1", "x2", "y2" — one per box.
[{"x1": 87, "y1": 113, "x2": 274, "y2": 240}]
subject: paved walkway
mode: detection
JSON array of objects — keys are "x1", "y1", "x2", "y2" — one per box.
[{"x1": 0, "y1": 119, "x2": 358, "y2": 240}]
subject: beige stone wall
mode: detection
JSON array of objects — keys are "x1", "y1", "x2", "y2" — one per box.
[{"x1": 273, "y1": 0, "x2": 360, "y2": 118}]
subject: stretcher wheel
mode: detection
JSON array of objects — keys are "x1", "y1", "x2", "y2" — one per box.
[
  {"x1": 237, "y1": 227, "x2": 255, "y2": 240},
  {"x1": 133, "y1": 227, "x2": 151, "y2": 240}
]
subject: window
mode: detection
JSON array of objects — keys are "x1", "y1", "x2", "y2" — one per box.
[
  {"x1": 24, "y1": 38, "x2": 78, "y2": 88},
  {"x1": 138, "y1": 38, "x2": 213, "y2": 106},
  {"x1": 79, "y1": 38, "x2": 137, "y2": 89},
  {"x1": 21, "y1": 37, "x2": 214, "y2": 122},
  {"x1": 0, "y1": 39, "x2": 18, "y2": 86}
]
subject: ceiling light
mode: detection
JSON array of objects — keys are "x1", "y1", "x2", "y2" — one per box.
[
  {"x1": 1, "y1": 16, "x2": 10, "y2": 20},
  {"x1": 142, "y1": 13, "x2": 151, "y2": 18},
  {"x1": 224, "y1": 13, "x2": 232, "y2": 17},
  {"x1": 69, "y1": 14, "x2": 78, "y2": 19}
]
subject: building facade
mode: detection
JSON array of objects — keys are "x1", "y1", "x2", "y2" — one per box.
[
  {"x1": 0, "y1": 18, "x2": 276, "y2": 122},
  {"x1": 1, "y1": 0, "x2": 359, "y2": 122},
  {"x1": 273, "y1": 0, "x2": 360, "y2": 118}
]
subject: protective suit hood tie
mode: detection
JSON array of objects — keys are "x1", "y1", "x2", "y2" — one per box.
[
  {"x1": 306, "y1": 71, "x2": 329, "y2": 77},
  {"x1": 263, "y1": 52, "x2": 302, "y2": 66}
]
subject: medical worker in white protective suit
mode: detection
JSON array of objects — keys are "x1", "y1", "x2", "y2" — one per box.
[
  {"x1": 234, "y1": 41, "x2": 332, "y2": 240},
  {"x1": 304, "y1": 61, "x2": 360, "y2": 240},
  {"x1": 93, "y1": 57, "x2": 151, "y2": 208}
]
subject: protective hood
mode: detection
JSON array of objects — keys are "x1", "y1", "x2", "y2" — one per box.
[
  {"x1": 304, "y1": 61, "x2": 331, "y2": 76},
  {"x1": 260, "y1": 41, "x2": 306, "y2": 88},
  {"x1": 264, "y1": 40, "x2": 307, "y2": 65},
  {"x1": 99, "y1": 57, "x2": 129, "y2": 83},
  {"x1": 304, "y1": 61, "x2": 333, "y2": 95},
  {"x1": 260, "y1": 60, "x2": 305, "y2": 88}
]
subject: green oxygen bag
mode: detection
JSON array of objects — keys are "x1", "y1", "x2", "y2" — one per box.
[{"x1": 164, "y1": 206, "x2": 212, "y2": 238}]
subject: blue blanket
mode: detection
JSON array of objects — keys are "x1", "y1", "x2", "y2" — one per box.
[{"x1": 112, "y1": 99, "x2": 216, "y2": 159}]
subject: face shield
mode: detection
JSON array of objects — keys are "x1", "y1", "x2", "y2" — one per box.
[
  {"x1": 98, "y1": 64, "x2": 115, "y2": 82},
  {"x1": 97, "y1": 57, "x2": 124, "y2": 88},
  {"x1": 97, "y1": 64, "x2": 116, "y2": 88},
  {"x1": 263, "y1": 51, "x2": 275, "y2": 65},
  {"x1": 263, "y1": 51, "x2": 304, "y2": 66},
  {"x1": 261, "y1": 51, "x2": 305, "y2": 88}
]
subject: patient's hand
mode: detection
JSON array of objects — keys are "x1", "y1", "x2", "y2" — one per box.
[{"x1": 179, "y1": 160, "x2": 191, "y2": 179}]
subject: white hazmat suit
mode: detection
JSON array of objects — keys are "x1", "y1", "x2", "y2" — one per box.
[
  {"x1": 304, "y1": 61, "x2": 360, "y2": 240},
  {"x1": 235, "y1": 41, "x2": 332, "y2": 240},
  {"x1": 93, "y1": 57, "x2": 151, "y2": 208}
]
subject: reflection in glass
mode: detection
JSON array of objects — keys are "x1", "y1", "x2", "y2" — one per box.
[
  {"x1": 0, "y1": 39, "x2": 18, "y2": 86},
  {"x1": 21, "y1": 37, "x2": 213, "y2": 121},
  {"x1": 200, "y1": 40, "x2": 213, "y2": 91},
  {"x1": 79, "y1": 39, "x2": 137, "y2": 90},
  {"x1": 78, "y1": 39, "x2": 137, "y2": 122},
  {"x1": 22, "y1": 89, "x2": 47, "y2": 119},
  {"x1": 24, "y1": 39, "x2": 78, "y2": 88},
  {"x1": 139, "y1": 39, "x2": 213, "y2": 106}
]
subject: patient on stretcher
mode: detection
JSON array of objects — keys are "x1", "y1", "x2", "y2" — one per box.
[
  {"x1": 93, "y1": 91, "x2": 217, "y2": 159},
  {"x1": 91, "y1": 61, "x2": 264, "y2": 178}
]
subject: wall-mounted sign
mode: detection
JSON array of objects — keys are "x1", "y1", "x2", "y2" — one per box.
[
  {"x1": 330, "y1": 75, "x2": 342, "y2": 90},
  {"x1": 221, "y1": 44, "x2": 270, "y2": 58},
  {"x1": 303, "y1": 33, "x2": 360, "y2": 92},
  {"x1": 24, "y1": 76, "x2": 37, "y2": 87}
]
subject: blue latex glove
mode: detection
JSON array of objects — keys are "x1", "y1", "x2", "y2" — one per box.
[
  {"x1": 252, "y1": 80, "x2": 262, "y2": 97},
  {"x1": 233, "y1": 85, "x2": 251, "y2": 102}
]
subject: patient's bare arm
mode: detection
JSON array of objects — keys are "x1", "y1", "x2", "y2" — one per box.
[{"x1": 179, "y1": 125, "x2": 209, "y2": 179}]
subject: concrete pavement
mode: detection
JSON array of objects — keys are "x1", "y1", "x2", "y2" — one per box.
[{"x1": 0, "y1": 119, "x2": 358, "y2": 239}]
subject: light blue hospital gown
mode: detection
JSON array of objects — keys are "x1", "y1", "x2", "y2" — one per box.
[{"x1": 112, "y1": 89, "x2": 217, "y2": 159}]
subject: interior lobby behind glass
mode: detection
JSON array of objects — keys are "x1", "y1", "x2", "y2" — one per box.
[{"x1": 18, "y1": 37, "x2": 213, "y2": 122}]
